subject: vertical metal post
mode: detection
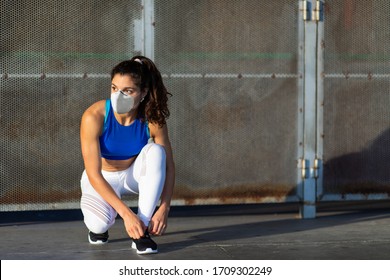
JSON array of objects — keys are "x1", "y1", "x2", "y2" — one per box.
[
  {"x1": 316, "y1": 1, "x2": 325, "y2": 199},
  {"x1": 142, "y1": 0, "x2": 155, "y2": 60},
  {"x1": 296, "y1": 1, "x2": 305, "y2": 201},
  {"x1": 301, "y1": 0, "x2": 317, "y2": 219}
]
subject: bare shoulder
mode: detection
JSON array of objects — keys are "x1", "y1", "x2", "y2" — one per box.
[
  {"x1": 81, "y1": 100, "x2": 106, "y2": 136},
  {"x1": 84, "y1": 100, "x2": 106, "y2": 116},
  {"x1": 82, "y1": 100, "x2": 106, "y2": 122}
]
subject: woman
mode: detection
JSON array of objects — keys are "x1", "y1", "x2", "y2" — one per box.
[{"x1": 80, "y1": 56, "x2": 175, "y2": 255}]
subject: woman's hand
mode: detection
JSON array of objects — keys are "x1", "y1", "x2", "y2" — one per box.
[
  {"x1": 123, "y1": 212, "x2": 146, "y2": 239},
  {"x1": 149, "y1": 206, "x2": 169, "y2": 235}
]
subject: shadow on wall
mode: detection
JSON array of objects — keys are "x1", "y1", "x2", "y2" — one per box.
[{"x1": 324, "y1": 127, "x2": 390, "y2": 194}]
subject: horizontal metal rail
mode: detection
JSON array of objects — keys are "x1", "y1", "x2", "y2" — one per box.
[
  {"x1": 1, "y1": 73, "x2": 300, "y2": 79},
  {"x1": 1, "y1": 73, "x2": 110, "y2": 79},
  {"x1": 3, "y1": 73, "x2": 390, "y2": 79},
  {"x1": 324, "y1": 73, "x2": 390, "y2": 79},
  {"x1": 2, "y1": 192, "x2": 389, "y2": 211},
  {"x1": 162, "y1": 73, "x2": 299, "y2": 79},
  {"x1": 1, "y1": 195, "x2": 301, "y2": 211}
]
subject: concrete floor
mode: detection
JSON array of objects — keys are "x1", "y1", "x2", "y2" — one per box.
[{"x1": 1, "y1": 202, "x2": 390, "y2": 260}]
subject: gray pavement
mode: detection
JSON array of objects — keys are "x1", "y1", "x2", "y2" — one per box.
[{"x1": 1, "y1": 202, "x2": 390, "y2": 260}]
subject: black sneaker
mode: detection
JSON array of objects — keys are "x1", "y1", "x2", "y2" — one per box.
[
  {"x1": 131, "y1": 230, "x2": 158, "y2": 255},
  {"x1": 88, "y1": 231, "x2": 109, "y2": 244}
]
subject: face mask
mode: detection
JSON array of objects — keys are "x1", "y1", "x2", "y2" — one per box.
[{"x1": 110, "y1": 90, "x2": 135, "y2": 114}]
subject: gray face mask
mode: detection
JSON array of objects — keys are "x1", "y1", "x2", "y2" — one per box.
[{"x1": 110, "y1": 90, "x2": 135, "y2": 114}]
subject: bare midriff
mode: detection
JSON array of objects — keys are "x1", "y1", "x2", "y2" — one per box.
[{"x1": 101, "y1": 157, "x2": 137, "y2": 172}]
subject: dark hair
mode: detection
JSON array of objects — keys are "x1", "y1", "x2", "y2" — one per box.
[{"x1": 110, "y1": 56, "x2": 171, "y2": 127}]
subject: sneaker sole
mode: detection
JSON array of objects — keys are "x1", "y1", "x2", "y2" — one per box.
[
  {"x1": 88, "y1": 235, "x2": 108, "y2": 245},
  {"x1": 132, "y1": 242, "x2": 158, "y2": 255}
]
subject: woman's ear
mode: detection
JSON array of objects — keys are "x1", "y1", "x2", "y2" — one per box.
[{"x1": 142, "y1": 88, "x2": 149, "y2": 99}]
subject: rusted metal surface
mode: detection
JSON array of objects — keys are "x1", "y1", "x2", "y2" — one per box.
[
  {"x1": 172, "y1": 184, "x2": 297, "y2": 205},
  {"x1": 335, "y1": 183, "x2": 390, "y2": 196},
  {"x1": 1, "y1": 188, "x2": 81, "y2": 204}
]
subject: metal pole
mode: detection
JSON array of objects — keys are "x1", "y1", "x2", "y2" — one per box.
[
  {"x1": 301, "y1": 0, "x2": 317, "y2": 219},
  {"x1": 297, "y1": 0, "x2": 306, "y2": 202},
  {"x1": 316, "y1": 0, "x2": 325, "y2": 200},
  {"x1": 142, "y1": 0, "x2": 155, "y2": 60}
]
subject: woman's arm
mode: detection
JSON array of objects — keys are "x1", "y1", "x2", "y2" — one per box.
[
  {"x1": 80, "y1": 101, "x2": 145, "y2": 239},
  {"x1": 148, "y1": 122, "x2": 175, "y2": 235}
]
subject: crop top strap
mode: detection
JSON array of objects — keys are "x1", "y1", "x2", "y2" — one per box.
[
  {"x1": 145, "y1": 120, "x2": 150, "y2": 139},
  {"x1": 101, "y1": 99, "x2": 111, "y2": 134},
  {"x1": 104, "y1": 99, "x2": 111, "y2": 125}
]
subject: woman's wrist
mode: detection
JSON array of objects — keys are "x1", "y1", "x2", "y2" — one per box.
[
  {"x1": 118, "y1": 203, "x2": 136, "y2": 219},
  {"x1": 158, "y1": 202, "x2": 171, "y2": 212}
]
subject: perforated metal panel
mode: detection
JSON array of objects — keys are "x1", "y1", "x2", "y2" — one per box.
[
  {"x1": 0, "y1": 0, "x2": 142, "y2": 210},
  {"x1": 2, "y1": 0, "x2": 387, "y2": 213},
  {"x1": 322, "y1": 0, "x2": 390, "y2": 198},
  {"x1": 1, "y1": 0, "x2": 302, "y2": 211},
  {"x1": 154, "y1": 0, "x2": 301, "y2": 204}
]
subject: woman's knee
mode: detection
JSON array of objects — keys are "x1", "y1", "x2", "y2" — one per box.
[
  {"x1": 83, "y1": 214, "x2": 113, "y2": 233},
  {"x1": 144, "y1": 143, "x2": 166, "y2": 161},
  {"x1": 80, "y1": 194, "x2": 116, "y2": 233}
]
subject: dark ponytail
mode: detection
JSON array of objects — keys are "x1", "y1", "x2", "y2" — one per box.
[{"x1": 131, "y1": 56, "x2": 171, "y2": 127}]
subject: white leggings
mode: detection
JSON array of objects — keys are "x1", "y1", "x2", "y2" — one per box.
[{"x1": 80, "y1": 143, "x2": 166, "y2": 234}]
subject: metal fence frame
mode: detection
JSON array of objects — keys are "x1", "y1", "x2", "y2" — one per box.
[{"x1": 1, "y1": 0, "x2": 389, "y2": 218}]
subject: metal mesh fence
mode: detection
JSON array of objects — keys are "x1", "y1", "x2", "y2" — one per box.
[
  {"x1": 155, "y1": 0, "x2": 300, "y2": 204},
  {"x1": 0, "y1": 0, "x2": 142, "y2": 210},
  {"x1": 322, "y1": 0, "x2": 390, "y2": 197},
  {"x1": 1, "y1": 0, "x2": 301, "y2": 210},
  {"x1": 2, "y1": 0, "x2": 388, "y2": 212}
]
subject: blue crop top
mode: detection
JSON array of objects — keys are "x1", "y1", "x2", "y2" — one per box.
[{"x1": 99, "y1": 99, "x2": 150, "y2": 160}]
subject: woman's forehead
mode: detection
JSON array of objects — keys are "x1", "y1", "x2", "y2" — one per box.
[{"x1": 112, "y1": 74, "x2": 138, "y2": 87}]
